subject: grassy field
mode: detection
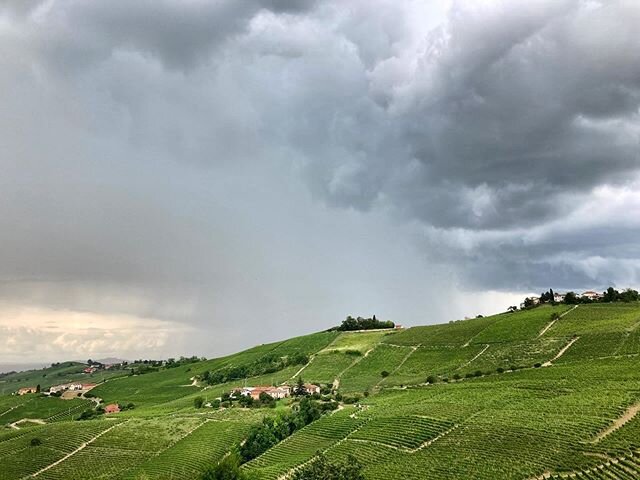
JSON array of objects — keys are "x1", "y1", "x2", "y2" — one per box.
[{"x1": 1, "y1": 304, "x2": 639, "y2": 479}]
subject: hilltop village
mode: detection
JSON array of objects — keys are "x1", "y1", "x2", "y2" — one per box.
[{"x1": 518, "y1": 286, "x2": 639, "y2": 309}]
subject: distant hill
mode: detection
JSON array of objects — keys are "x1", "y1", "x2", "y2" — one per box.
[
  {"x1": 0, "y1": 363, "x2": 48, "y2": 375},
  {"x1": 1, "y1": 303, "x2": 639, "y2": 480}
]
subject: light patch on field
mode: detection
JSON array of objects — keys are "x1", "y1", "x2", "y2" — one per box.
[
  {"x1": 0, "y1": 303, "x2": 190, "y2": 363},
  {"x1": 322, "y1": 331, "x2": 392, "y2": 354}
]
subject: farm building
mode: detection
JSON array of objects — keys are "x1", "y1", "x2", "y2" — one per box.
[
  {"x1": 303, "y1": 384, "x2": 321, "y2": 395},
  {"x1": 49, "y1": 382, "x2": 86, "y2": 394},
  {"x1": 17, "y1": 386, "x2": 38, "y2": 395},
  {"x1": 581, "y1": 291, "x2": 602, "y2": 300},
  {"x1": 240, "y1": 385, "x2": 291, "y2": 400},
  {"x1": 104, "y1": 404, "x2": 120, "y2": 414},
  {"x1": 83, "y1": 367, "x2": 97, "y2": 374}
]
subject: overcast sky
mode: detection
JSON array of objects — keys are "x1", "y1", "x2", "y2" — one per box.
[{"x1": 1, "y1": 0, "x2": 639, "y2": 363}]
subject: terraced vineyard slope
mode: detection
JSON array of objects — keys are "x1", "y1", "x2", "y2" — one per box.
[{"x1": 1, "y1": 303, "x2": 639, "y2": 479}]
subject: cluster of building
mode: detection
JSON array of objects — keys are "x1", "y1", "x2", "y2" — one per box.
[
  {"x1": 520, "y1": 290, "x2": 602, "y2": 308},
  {"x1": 49, "y1": 382, "x2": 97, "y2": 394},
  {"x1": 238, "y1": 383, "x2": 321, "y2": 401}
]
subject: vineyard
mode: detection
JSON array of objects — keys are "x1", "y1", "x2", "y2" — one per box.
[{"x1": 1, "y1": 303, "x2": 639, "y2": 479}]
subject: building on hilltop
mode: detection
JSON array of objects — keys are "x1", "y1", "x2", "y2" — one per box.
[
  {"x1": 581, "y1": 291, "x2": 602, "y2": 300},
  {"x1": 553, "y1": 292, "x2": 566, "y2": 303}
]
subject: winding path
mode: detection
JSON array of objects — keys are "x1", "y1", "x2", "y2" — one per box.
[
  {"x1": 591, "y1": 402, "x2": 640, "y2": 443},
  {"x1": 537, "y1": 305, "x2": 579, "y2": 338},
  {"x1": 459, "y1": 344, "x2": 490, "y2": 369},
  {"x1": 542, "y1": 336, "x2": 580, "y2": 367}
]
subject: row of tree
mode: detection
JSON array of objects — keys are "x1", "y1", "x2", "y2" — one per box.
[
  {"x1": 199, "y1": 352, "x2": 309, "y2": 386},
  {"x1": 333, "y1": 315, "x2": 395, "y2": 331}
]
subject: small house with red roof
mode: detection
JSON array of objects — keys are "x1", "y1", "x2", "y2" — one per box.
[{"x1": 104, "y1": 403, "x2": 120, "y2": 414}]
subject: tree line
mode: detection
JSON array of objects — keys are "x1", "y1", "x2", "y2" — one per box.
[{"x1": 331, "y1": 315, "x2": 395, "y2": 331}]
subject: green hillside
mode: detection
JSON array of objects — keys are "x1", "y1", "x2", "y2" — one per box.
[{"x1": 2, "y1": 303, "x2": 640, "y2": 479}]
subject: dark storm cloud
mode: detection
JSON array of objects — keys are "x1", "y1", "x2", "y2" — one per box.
[
  {"x1": 3, "y1": 0, "x2": 319, "y2": 71},
  {"x1": 291, "y1": 0, "x2": 640, "y2": 231},
  {"x1": 0, "y1": 0, "x2": 639, "y2": 361}
]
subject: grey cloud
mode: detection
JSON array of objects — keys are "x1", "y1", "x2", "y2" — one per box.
[
  {"x1": 272, "y1": 0, "x2": 640, "y2": 231},
  {"x1": 7, "y1": 0, "x2": 319, "y2": 71},
  {"x1": 0, "y1": 0, "x2": 639, "y2": 362}
]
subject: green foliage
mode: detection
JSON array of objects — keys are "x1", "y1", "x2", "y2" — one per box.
[
  {"x1": 290, "y1": 454, "x2": 364, "y2": 480},
  {"x1": 240, "y1": 398, "x2": 322, "y2": 463},
  {"x1": 30, "y1": 438, "x2": 42, "y2": 447},
  {"x1": 201, "y1": 352, "x2": 309, "y2": 386},
  {"x1": 336, "y1": 316, "x2": 394, "y2": 331},
  {"x1": 194, "y1": 396, "x2": 205, "y2": 409},
  {"x1": 202, "y1": 451, "x2": 248, "y2": 480}
]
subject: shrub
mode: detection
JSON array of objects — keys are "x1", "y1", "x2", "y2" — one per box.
[
  {"x1": 426, "y1": 375, "x2": 437, "y2": 384},
  {"x1": 345, "y1": 349, "x2": 362, "y2": 356},
  {"x1": 453, "y1": 373, "x2": 461, "y2": 380},
  {"x1": 474, "y1": 370, "x2": 483, "y2": 377},
  {"x1": 381, "y1": 370, "x2": 390, "y2": 378},
  {"x1": 30, "y1": 438, "x2": 42, "y2": 447},
  {"x1": 496, "y1": 367, "x2": 505, "y2": 374},
  {"x1": 534, "y1": 363, "x2": 542, "y2": 368},
  {"x1": 201, "y1": 451, "x2": 247, "y2": 480},
  {"x1": 194, "y1": 396, "x2": 205, "y2": 409}
]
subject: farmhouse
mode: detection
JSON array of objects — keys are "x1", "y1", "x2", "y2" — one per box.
[
  {"x1": 553, "y1": 292, "x2": 566, "y2": 303},
  {"x1": 303, "y1": 383, "x2": 320, "y2": 395},
  {"x1": 581, "y1": 291, "x2": 602, "y2": 300},
  {"x1": 49, "y1": 382, "x2": 84, "y2": 394},
  {"x1": 83, "y1": 367, "x2": 97, "y2": 374},
  {"x1": 17, "y1": 386, "x2": 38, "y2": 395},
  {"x1": 104, "y1": 404, "x2": 120, "y2": 414}
]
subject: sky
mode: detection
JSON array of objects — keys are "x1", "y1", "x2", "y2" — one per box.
[{"x1": 1, "y1": 0, "x2": 639, "y2": 363}]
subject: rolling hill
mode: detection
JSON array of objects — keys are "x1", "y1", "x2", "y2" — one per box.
[{"x1": 2, "y1": 303, "x2": 640, "y2": 479}]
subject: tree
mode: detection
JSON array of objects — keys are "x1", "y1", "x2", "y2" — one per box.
[
  {"x1": 194, "y1": 396, "x2": 205, "y2": 409},
  {"x1": 380, "y1": 370, "x2": 389, "y2": 378},
  {"x1": 523, "y1": 297, "x2": 536, "y2": 309},
  {"x1": 564, "y1": 291, "x2": 578, "y2": 304},
  {"x1": 620, "y1": 288, "x2": 640, "y2": 302},
  {"x1": 294, "y1": 376, "x2": 306, "y2": 396},
  {"x1": 35, "y1": 384, "x2": 41, "y2": 393},
  {"x1": 426, "y1": 376, "x2": 437, "y2": 384},
  {"x1": 507, "y1": 306, "x2": 517, "y2": 313},
  {"x1": 603, "y1": 287, "x2": 620, "y2": 303},
  {"x1": 201, "y1": 451, "x2": 248, "y2": 480},
  {"x1": 30, "y1": 438, "x2": 42, "y2": 447}
]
